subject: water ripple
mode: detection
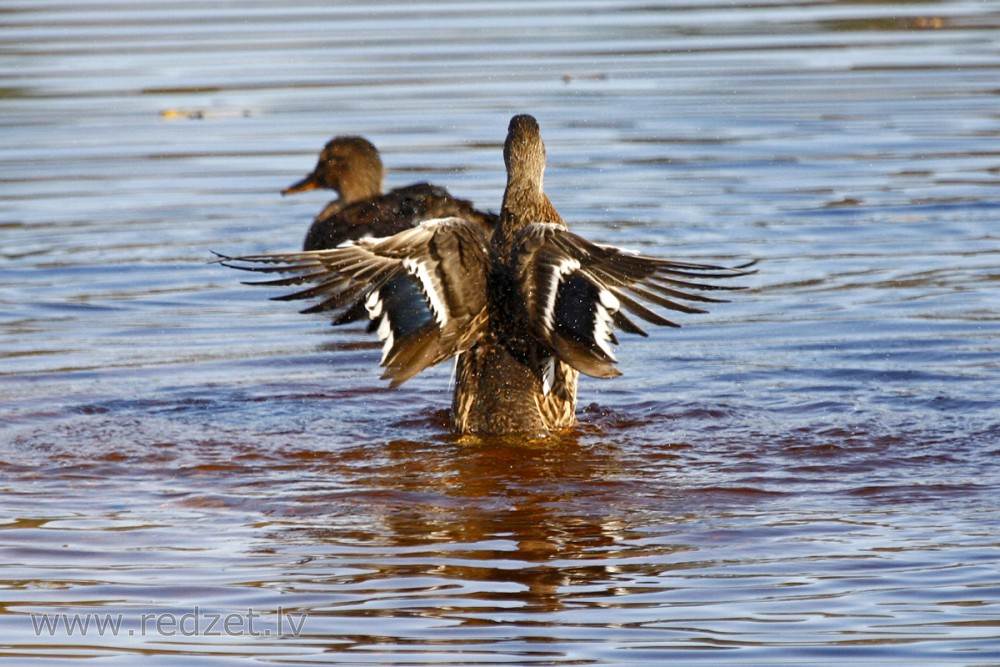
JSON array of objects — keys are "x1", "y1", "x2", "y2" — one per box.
[{"x1": 3, "y1": 0, "x2": 1000, "y2": 663}]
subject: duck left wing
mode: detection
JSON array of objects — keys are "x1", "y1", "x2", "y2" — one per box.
[
  {"x1": 511, "y1": 222, "x2": 754, "y2": 380},
  {"x1": 221, "y1": 216, "x2": 492, "y2": 386}
]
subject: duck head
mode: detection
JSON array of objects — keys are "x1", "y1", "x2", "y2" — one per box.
[{"x1": 282, "y1": 135, "x2": 385, "y2": 203}]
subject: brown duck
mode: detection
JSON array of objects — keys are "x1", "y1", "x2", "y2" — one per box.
[
  {"x1": 227, "y1": 115, "x2": 753, "y2": 435},
  {"x1": 283, "y1": 135, "x2": 496, "y2": 251}
]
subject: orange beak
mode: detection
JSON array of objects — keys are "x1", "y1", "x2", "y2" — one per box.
[{"x1": 282, "y1": 173, "x2": 322, "y2": 196}]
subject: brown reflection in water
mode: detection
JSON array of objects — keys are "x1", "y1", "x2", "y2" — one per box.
[
  {"x1": 276, "y1": 432, "x2": 688, "y2": 614},
  {"x1": 825, "y1": 15, "x2": 947, "y2": 32}
]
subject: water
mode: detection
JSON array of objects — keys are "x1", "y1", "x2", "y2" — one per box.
[{"x1": 2, "y1": 0, "x2": 999, "y2": 664}]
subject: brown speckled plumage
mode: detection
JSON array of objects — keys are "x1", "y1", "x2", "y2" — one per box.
[{"x1": 454, "y1": 114, "x2": 578, "y2": 434}]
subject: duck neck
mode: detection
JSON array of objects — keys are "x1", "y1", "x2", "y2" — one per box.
[
  {"x1": 495, "y1": 176, "x2": 563, "y2": 258},
  {"x1": 340, "y1": 178, "x2": 382, "y2": 204}
]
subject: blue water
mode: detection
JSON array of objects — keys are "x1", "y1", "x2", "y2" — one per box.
[{"x1": 2, "y1": 0, "x2": 999, "y2": 664}]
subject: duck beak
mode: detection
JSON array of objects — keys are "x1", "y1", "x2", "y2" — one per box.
[{"x1": 282, "y1": 173, "x2": 322, "y2": 196}]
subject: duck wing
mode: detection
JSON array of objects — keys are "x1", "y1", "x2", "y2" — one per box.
[
  {"x1": 511, "y1": 222, "x2": 754, "y2": 379},
  {"x1": 222, "y1": 216, "x2": 492, "y2": 386}
]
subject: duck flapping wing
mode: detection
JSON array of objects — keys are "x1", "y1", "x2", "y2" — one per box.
[
  {"x1": 220, "y1": 218, "x2": 753, "y2": 387},
  {"x1": 509, "y1": 222, "x2": 754, "y2": 380},
  {"x1": 221, "y1": 216, "x2": 492, "y2": 387}
]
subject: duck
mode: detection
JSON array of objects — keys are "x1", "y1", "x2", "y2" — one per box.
[
  {"x1": 282, "y1": 135, "x2": 497, "y2": 251},
  {"x1": 226, "y1": 115, "x2": 753, "y2": 435}
]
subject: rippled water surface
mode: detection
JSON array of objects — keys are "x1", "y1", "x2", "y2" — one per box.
[{"x1": 2, "y1": 1, "x2": 999, "y2": 664}]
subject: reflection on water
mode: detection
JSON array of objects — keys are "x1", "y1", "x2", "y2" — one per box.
[{"x1": 2, "y1": 0, "x2": 1000, "y2": 663}]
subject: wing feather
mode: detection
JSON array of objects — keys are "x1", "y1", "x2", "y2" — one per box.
[
  {"x1": 222, "y1": 217, "x2": 492, "y2": 385},
  {"x1": 510, "y1": 223, "x2": 753, "y2": 378}
]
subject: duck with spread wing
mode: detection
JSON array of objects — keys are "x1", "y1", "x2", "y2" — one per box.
[{"x1": 224, "y1": 115, "x2": 753, "y2": 435}]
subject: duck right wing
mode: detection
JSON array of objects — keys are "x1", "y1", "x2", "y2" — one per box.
[{"x1": 510, "y1": 222, "x2": 755, "y2": 380}]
